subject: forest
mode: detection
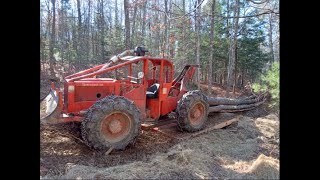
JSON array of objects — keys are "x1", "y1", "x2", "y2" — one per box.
[
  {"x1": 40, "y1": 0, "x2": 279, "y2": 96},
  {"x1": 40, "y1": 1, "x2": 280, "y2": 178}
]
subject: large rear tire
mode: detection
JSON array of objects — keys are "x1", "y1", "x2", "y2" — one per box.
[
  {"x1": 81, "y1": 95, "x2": 141, "y2": 150},
  {"x1": 177, "y1": 90, "x2": 209, "y2": 132}
]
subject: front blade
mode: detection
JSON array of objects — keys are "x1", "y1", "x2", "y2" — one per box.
[{"x1": 40, "y1": 89, "x2": 61, "y2": 124}]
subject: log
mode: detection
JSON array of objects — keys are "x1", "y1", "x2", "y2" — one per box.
[
  {"x1": 208, "y1": 99, "x2": 266, "y2": 113},
  {"x1": 207, "y1": 96, "x2": 258, "y2": 106},
  {"x1": 207, "y1": 91, "x2": 268, "y2": 106},
  {"x1": 241, "y1": 95, "x2": 257, "y2": 100}
]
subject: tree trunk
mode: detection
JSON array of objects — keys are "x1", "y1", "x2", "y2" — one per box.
[
  {"x1": 100, "y1": 0, "x2": 106, "y2": 61},
  {"x1": 40, "y1": 36, "x2": 44, "y2": 72},
  {"x1": 195, "y1": 0, "x2": 201, "y2": 89},
  {"x1": 181, "y1": 0, "x2": 186, "y2": 64},
  {"x1": 76, "y1": 0, "x2": 82, "y2": 63},
  {"x1": 164, "y1": 0, "x2": 170, "y2": 58},
  {"x1": 207, "y1": 96, "x2": 258, "y2": 106},
  {"x1": 87, "y1": 0, "x2": 92, "y2": 62},
  {"x1": 141, "y1": 0, "x2": 147, "y2": 45},
  {"x1": 155, "y1": 0, "x2": 160, "y2": 56},
  {"x1": 233, "y1": 40, "x2": 238, "y2": 94},
  {"x1": 269, "y1": 13, "x2": 275, "y2": 63},
  {"x1": 124, "y1": 0, "x2": 131, "y2": 49},
  {"x1": 223, "y1": 62, "x2": 227, "y2": 85},
  {"x1": 131, "y1": 3, "x2": 137, "y2": 48},
  {"x1": 208, "y1": 92, "x2": 267, "y2": 113},
  {"x1": 208, "y1": 0, "x2": 216, "y2": 95},
  {"x1": 49, "y1": 0, "x2": 56, "y2": 77},
  {"x1": 226, "y1": 0, "x2": 240, "y2": 97},
  {"x1": 209, "y1": 100, "x2": 265, "y2": 113},
  {"x1": 115, "y1": 0, "x2": 119, "y2": 26}
]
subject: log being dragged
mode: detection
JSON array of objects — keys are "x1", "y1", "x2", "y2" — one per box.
[
  {"x1": 209, "y1": 99, "x2": 266, "y2": 113},
  {"x1": 207, "y1": 91, "x2": 267, "y2": 106},
  {"x1": 207, "y1": 91, "x2": 267, "y2": 113},
  {"x1": 207, "y1": 97, "x2": 258, "y2": 106}
]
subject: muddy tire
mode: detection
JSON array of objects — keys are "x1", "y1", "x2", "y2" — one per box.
[
  {"x1": 81, "y1": 95, "x2": 141, "y2": 151},
  {"x1": 177, "y1": 90, "x2": 209, "y2": 132}
]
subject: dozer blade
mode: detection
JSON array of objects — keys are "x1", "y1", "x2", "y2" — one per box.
[{"x1": 40, "y1": 88, "x2": 62, "y2": 124}]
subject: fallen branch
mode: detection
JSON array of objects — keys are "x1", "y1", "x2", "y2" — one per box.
[
  {"x1": 105, "y1": 146, "x2": 114, "y2": 155},
  {"x1": 179, "y1": 117, "x2": 240, "y2": 140},
  {"x1": 57, "y1": 132, "x2": 85, "y2": 144}
]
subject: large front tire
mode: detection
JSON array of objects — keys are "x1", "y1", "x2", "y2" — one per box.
[
  {"x1": 81, "y1": 95, "x2": 141, "y2": 151},
  {"x1": 177, "y1": 90, "x2": 209, "y2": 132}
]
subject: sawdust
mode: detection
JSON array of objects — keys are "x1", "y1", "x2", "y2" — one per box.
[{"x1": 249, "y1": 154, "x2": 279, "y2": 179}]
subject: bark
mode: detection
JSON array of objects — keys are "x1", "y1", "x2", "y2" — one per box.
[{"x1": 124, "y1": 0, "x2": 131, "y2": 49}]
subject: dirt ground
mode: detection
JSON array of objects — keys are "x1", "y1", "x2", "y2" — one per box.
[
  {"x1": 40, "y1": 82, "x2": 279, "y2": 179},
  {"x1": 40, "y1": 110, "x2": 279, "y2": 179}
]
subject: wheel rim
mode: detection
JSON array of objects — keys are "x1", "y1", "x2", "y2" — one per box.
[
  {"x1": 100, "y1": 111, "x2": 132, "y2": 143},
  {"x1": 189, "y1": 102, "x2": 205, "y2": 126}
]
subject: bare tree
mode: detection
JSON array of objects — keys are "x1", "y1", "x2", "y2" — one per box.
[
  {"x1": 268, "y1": 13, "x2": 275, "y2": 62},
  {"x1": 99, "y1": 0, "x2": 106, "y2": 61},
  {"x1": 76, "y1": 0, "x2": 83, "y2": 63},
  {"x1": 154, "y1": 0, "x2": 160, "y2": 56},
  {"x1": 226, "y1": 0, "x2": 240, "y2": 97},
  {"x1": 131, "y1": 2, "x2": 138, "y2": 48},
  {"x1": 195, "y1": 0, "x2": 201, "y2": 89},
  {"x1": 164, "y1": 0, "x2": 170, "y2": 58},
  {"x1": 208, "y1": 0, "x2": 216, "y2": 95},
  {"x1": 49, "y1": 0, "x2": 56, "y2": 76},
  {"x1": 141, "y1": 0, "x2": 147, "y2": 45},
  {"x1": 124, "y1": 0, "x2": 131, "y2": 49}
]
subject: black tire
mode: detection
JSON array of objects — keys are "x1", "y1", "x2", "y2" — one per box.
[
  {"x1": 81, "y1": 95, "x2": 141, "y2": 151},
  {"x1": 176, "y1": 90, "x2": 209, "y2": 132}
]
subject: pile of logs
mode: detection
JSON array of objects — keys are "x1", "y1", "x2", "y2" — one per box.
[{"x1": 207, "y1": 92, "x2": 268, "y2": 113}]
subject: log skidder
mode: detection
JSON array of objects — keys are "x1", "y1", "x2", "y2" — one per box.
[
  {"x1": 40, "y1": 46, "x2": 203, "y2": 151},
  {"x1": 177, "y1": 90, "x2": 209, "y2": 132},
  {"x1": 40, "y1": 46, "x2": 265, "y2": 151}
]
